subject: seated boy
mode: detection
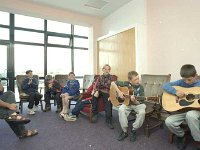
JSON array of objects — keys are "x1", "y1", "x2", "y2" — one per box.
[
  {"x1": 59, "y1": 72, "x2": 80, "y2": 121},
  {"x1": 111, "y1": 71, "x2": 146, "y2": 142},
  {"x1": 163, "y1": 64, "x2": 200, "y2": 150},
  {"x1": 44, "y1": 78, "x2": 62, "y2": 112}
]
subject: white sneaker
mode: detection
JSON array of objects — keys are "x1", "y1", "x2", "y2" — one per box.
[
  {"x1": 64, "y1": 114, "x2": 77, "y2": 122},
  {"x1": 28, "y1": 109, "x2": 36, "y2": 115},
  {"x1": 33, "y1": 105, "x2": 38, "y2": 112}
]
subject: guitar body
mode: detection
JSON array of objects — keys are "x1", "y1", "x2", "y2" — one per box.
[
  {"x1": 162, "y1": 86, "x2": 200, "y2": 112},
  {"x1": 109, "y1": 86, "x2": 130, "y2": 106}
]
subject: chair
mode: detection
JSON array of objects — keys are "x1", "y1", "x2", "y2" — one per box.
[
  {"x1": 140, "y1": 74, "x2": 171, "y2": 137},
  {"x1": 54, "y1": 74, "x2": 68, "y2": 88},
  {"x1": 82, "y1": 75, "x2": 95, "y2": 92},
  {"x1": 16, "y1": 75, "x2": 43, "y2": 113},
  {"x1": 80, "y1": 75, "x2": 118, "y2": 122}
]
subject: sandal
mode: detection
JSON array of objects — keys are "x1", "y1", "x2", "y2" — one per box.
[
  {"x1": 59, "y1": 113, "x2": 66, "y2": 119},
  {"x1": 6, "y1": 114, "x2": 30, "y2": 124},
  {"x1": 19, "y1": 129, "x2": 38, "y2": 139}
]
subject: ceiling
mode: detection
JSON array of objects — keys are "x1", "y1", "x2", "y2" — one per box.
[{"x1": 22, "y1": 0, "x2": 133, "y2": 18}]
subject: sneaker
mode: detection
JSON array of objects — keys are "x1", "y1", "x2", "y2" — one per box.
[
  {"x1": 28, "y1": 109, "x2": 36, "y2": 115},
  {"x1": 177, "y1": 136, "x2": 186, "y2": 150},
  {"x1": 105, "y1": 121, "x2": 114, "y2": 129},
  {"x1": 43, "y1": 105, "x2": 51, "y2": 112},
  {"x1": 64, "y1": 114, "x2": 77, "y2": 122},
  {"x1": 33, "y1": 105, "x2": 38, "y2": 112},
  {"x1": 91, "y1": 114, "x2": 98, "y2": 123},
  {"x1": 117, "y1": 131, "x2": 128, "y2": 141},
  {"x1": 130, "y1": 130, "x2": 136, "y2": 142}
]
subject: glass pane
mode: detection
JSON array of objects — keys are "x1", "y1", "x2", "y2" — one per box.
[
  {"x1": 0, "y1": 45, "x2": 7, "y2": 78},
  {"x1": 47, "y1": 20, "x2": 71, "y2": 34},
  {"x1": 47, "y1": 47, "x2": 71, "y2": 75},
  {"x1": 74, "y1": 49, "x2": 89, "y2": 76},
  {"x1": 0, "y1": 11, "x2": 9, "y2": 25},
  {"x1": 15, "y1": 14, "x2": 44, "y2": 30},
  {"x1": 48, "y1": 36, "x2": 70, "y2": 45},
  {"x1": 15, "y1": 44, "x2": 44, "y2": 77},
  {"x1": 1, "y1": 80, "x2": 8, "y2": 92},
  {"x1": 74, "y1": 25, "x2": 89, "y2": 37},
  {"x1": 0, "y1": 28, "x2": 9, "y2": 40},
  {"x1": 15, "y1": 30, "x2": 44, "y2": 43},
  {"x1": 74, "y1": 37, "x2": 89, "y2": 48}
]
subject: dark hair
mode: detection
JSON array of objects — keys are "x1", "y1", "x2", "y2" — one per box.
[
  {"x1": 26, "y1": 70, "x2": 32, "y2": 74},
  {"x1": 128, "y1": 71, "x2": 138, "y2": 80},
  {"x1": 180, "y1": 64, "x2": 196, "y2": 78},
  {"x1": 69, "y1": 72, "x2": 75, "y2": 76}
]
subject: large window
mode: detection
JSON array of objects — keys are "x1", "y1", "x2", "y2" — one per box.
[
  {"x1": 0, "y1": 10, "x2": 91, "y2": 92},
  {"x1": 14, "y1": 44, "x2": 44, "y2": 77},
  {"x1": 47, "y1": 47, "x2": 72, "y2": 75}
]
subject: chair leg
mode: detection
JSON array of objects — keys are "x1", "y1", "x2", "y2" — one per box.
[
  {"x1": 145, "y1": 116, "x2": 150, "y2": 137},
  {"x1": 169, "y1": 132, "x2": 174, "y2": 144},
  {"x1": 40, "y1": 100, "x2": 43, "y2": 111},
  {"x1": 20, "y1": 102, "x2": 23, "y2": 114}
]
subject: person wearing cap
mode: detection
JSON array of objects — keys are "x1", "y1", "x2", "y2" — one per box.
[{"x1": 21, "y1": 70, "x2": 43, "y2": 115}]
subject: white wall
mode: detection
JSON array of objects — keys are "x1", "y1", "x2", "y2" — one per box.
[
  {"x1": 102, "y1": 0, "x2": 147, "y2": 75},
  {"x1": 0, "y1": 0, "x2": 102, "y2": 74},
  {"x1": 147, "y1": 0, "x2": 200, "y2": 81}
]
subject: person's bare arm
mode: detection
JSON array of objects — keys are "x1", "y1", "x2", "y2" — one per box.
[{"x1": 0, "y1": 100, "x2": 17, "y2": 111}]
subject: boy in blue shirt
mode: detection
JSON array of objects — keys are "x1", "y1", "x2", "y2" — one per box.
[
  {"x1": 59, "y1": 72, "x2": 80, "y2": 122},
  {"x1": 163, "y1": 64, "x2": 200, "y2": 150}
]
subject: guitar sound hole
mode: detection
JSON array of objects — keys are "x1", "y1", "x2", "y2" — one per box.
[
  {"x1": 117, "y1": 97, "x2": 124, "y2": 103},
  {"x1": 186, "y1": 94, "x2": 195, "y2": 101},
  {"x1": 198, "y1": 99, "x2": 200, "y2": 104}
]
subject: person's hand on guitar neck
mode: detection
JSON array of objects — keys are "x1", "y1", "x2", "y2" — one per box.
[{"x1": 175, "y1": 90, "x2": 185, "y2": 98}]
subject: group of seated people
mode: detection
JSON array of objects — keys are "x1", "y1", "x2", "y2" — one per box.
[{"x1": 0, "y1": 64, "x2": 199, "y2": 150}]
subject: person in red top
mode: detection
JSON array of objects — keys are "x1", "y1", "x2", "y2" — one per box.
[{"x1": 91, "y1": 64, "x2": 116, "y2": 129}]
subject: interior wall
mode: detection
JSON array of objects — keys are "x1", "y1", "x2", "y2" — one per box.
[
  {"x1": 97, "y1": 28, "x2": 135, "y2": 80},
  {"x1": 102, "y1": 0, "x2": 147, "y2": 76},
  {"x1": 147, "y1": 0, "x2": 200, "y2": 81},
  {"x1": 0, "y1": 0, "x2": 102, "y2": 74}
]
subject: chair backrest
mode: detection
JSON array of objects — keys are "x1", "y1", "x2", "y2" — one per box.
[
  {"x1": 54, "y1": 74, "x2": 68, "y2": 87},
  {"x1": 16, "y1": 75, "x2": 39, "y2": 93},
  {"x1": 141, "y1": 74, "x2": 171, "y2": 97},
  {"x1": 82, "y1": 75, "x2": 95, "y2": 91},
  {"x1": 45, "y1": 74, "x2": 53, "y2": 80}
]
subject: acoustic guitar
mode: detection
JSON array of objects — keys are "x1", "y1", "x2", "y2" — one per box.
[
  {"x1": 109, "y1": 86, "x2": 159, "y2": 106},
  {"x1": 162, "y1": 86, "x2": 200, "y2": 112}
]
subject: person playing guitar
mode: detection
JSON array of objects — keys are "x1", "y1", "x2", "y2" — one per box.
[
  {"x1": 163, "y1": 64, "x2": 200, "y2": 150},
  {"x1": 110, "y1": 71, "x2": 146, "y2": 142}
]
